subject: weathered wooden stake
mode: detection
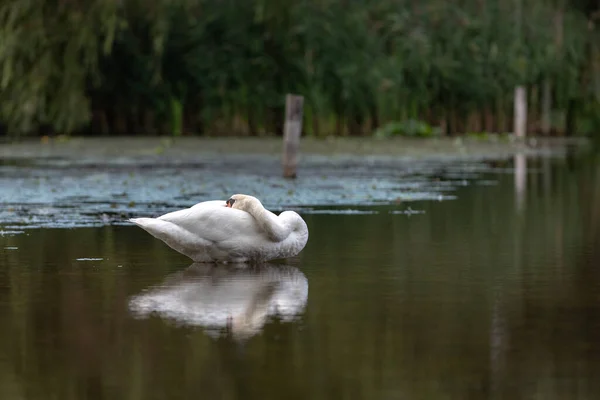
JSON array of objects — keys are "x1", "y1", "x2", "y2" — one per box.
[
  {"x1": 282, "y1": 94, "x2": 304, "y2": 179},
  {"x1": 513, "y1": 86, "x2": 527, "y2": 139}
]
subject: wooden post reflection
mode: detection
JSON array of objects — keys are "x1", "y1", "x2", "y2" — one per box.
[
  {"x1": 514, "y1": 153, "x2": 527, "y2": 211},
  {"x1": 489, "y1": 290, "x2": 507, "y2": 399}
]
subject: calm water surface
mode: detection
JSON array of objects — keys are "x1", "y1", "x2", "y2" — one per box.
[{"x1": 1, "y1": 152, "x2": 599, "y2": 399}]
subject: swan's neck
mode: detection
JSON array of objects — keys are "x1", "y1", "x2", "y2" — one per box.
[{"x1": 246, "y1": 201, "x2": 289, "y2": 242}]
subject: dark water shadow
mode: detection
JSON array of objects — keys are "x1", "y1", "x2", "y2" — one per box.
[{"x1": 128, "y1": 263, "x2": 308, "y2": 341}]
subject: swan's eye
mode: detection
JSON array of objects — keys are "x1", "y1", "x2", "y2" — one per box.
[{"x1": 226, "y1": 198, "x2": 235, "y2": 208}]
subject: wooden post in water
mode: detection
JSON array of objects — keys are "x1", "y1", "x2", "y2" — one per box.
[
  {"x1": 513, "y1": 86, "x2": 527, "y2": 139},
  {"x1": 282, "y1": 94, "x2": 304, "y2": 179}
]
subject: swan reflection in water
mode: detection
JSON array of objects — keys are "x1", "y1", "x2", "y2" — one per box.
[{"x1": 128, "y1": 263, "x2": 308, "y2": 340}]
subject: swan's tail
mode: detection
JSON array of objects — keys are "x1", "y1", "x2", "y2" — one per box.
[
  {"x1": 129, "y1": 217, "x2": 209, "y2": 261},
  {"x1": 130, "y1": 218, "x2": 169, "y2": 242},
  {"x1": 129, "y1": 217, "x2": 160, "y2": 232},
  {"x1": 129, "y1": 217, "x2": 186, "y2": 243}
]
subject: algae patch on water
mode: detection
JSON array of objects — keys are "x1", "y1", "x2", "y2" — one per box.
[{"x1": 0, "y1": 137, "x2": 579, "y2": 229}]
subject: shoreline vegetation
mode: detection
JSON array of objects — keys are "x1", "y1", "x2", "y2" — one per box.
[
  {"x1": 0, "y1": 0, "x2": 599, "y2": 139},
  {"x1": 0, "y1": 136, "x2": 591, "y2": 162}
]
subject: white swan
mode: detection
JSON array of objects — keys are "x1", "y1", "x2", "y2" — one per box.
[{"x1": 129, "y1": 194, "x2": 309, "y2": 263}]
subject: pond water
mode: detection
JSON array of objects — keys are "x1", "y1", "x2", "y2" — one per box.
[{"x1": 0, "y1": 149, "x2": 599, "y2": 399}]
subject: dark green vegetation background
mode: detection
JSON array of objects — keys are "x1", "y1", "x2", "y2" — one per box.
[{"x1": 1, "y1": 0, "x2": 599, "y2": 137}]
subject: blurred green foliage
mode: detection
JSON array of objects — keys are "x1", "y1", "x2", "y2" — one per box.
[
  {"x1": 374, "y1": 120, "x2": 442, "y2": 138},
  {"x1": 0, "y1": 0, "x2": 598, "y2": 137}
]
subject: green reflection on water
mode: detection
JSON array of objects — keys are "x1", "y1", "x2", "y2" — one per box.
[{"x1": 0, "y1": 152, "x2": 599, "y2": 399}]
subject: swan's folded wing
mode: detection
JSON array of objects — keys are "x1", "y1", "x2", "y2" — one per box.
[{"x1": 157, "y1": 204, "x2": 261, "y2": 244}]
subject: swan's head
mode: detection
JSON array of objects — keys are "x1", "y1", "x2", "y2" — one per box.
[{"x1": 225, "y1": 194, "x2": 261, "y2": 211}]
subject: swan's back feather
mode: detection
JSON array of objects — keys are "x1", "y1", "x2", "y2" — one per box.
[{"x1": 158, "y1": 201, "x2": 267, "y2": 243}]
